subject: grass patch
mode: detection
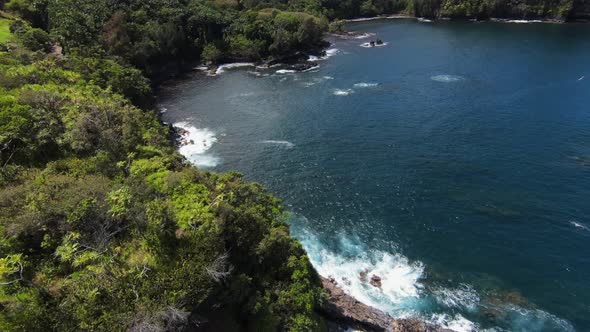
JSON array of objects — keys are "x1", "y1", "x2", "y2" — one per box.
[{"x1": 0, "y1": 18, "x2": 12, "y2": 43}]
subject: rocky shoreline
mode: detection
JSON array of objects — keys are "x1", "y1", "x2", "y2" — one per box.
[
  {"x1": 319, "y1": 277, "x2": 450, "y2": 332},
  {"x1": 343, "y1": 13, "x2": 589, "y2": 24}
]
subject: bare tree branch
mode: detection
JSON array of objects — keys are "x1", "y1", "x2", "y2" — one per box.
[
  {"x1": 205, "y1": 252, "x2": 233, "y2": 283},
  {"x1": 0, "y1": 262, "x2": 24, "y2": 286}
]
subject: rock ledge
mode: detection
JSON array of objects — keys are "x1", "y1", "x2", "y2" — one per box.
[{"x1": 319, "y1": 277, "x2": 451, "y2": 332}]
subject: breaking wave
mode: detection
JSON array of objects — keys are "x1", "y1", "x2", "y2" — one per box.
[
  {"x1": 417, "y1": 17, "x2": 433, "y2": 23},
  {"x1": 428, "y1": 314, "x2": 475, "y2": 332},
  {"x1": 360, "y1": 42, "x2": 389, "y2": 48},
  {"x1": 261, "y1": 140, "x2": 295, "y2": 148},
  {"x1": 431, "y1": 74, "x2": 465, "y2": 83},
  {"x1": 302, "y1": 76, "x2": 335, "y2": 88},
  {"x1": 276, "y1": 69, "x2": 297, "y2": 74},
  {"x1": 288, "y1": 215, "x2": 574, "y2": 331},
  {"x1": 308, "y1": 48, "x2": 340, "y2": 61},
  {"x1": 174, "y1": 121, "x2": 219, "y2": 168},
  {"x1": 215, "y1": 62, "x2": 255, "y2": 75},
  {"x1": 333, "y1": 89, "x2": 354, "y2": 96},
  {"x1": 334, "y1": 32, "x2": 377, "y2": 40},
  {"x1": 505, "y1": 19, "x2": 544, "y2": 23},
  {"x1": 292, "y1": 227, "x2": 425, "y2": 315},
  {"x1": 354, "y1": 82, "x2": 380, "y2": 88},
  {"x1": 432, "y1": 285, "x2": 480, "y2": 312},
  {"x1": 570, "y1": 220, "x2": 589, "y2": 231}
]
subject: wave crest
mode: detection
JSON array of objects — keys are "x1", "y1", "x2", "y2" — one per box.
[
  {"x1": 431, "y1": 74, "x2": 464, "y2": 83},
  {"x1": 354, "y1": 82, "x2": 380, "y2": 88},
  {"x1": 333, "y1": 89, "x2": 354, "y2": 96},
  {"x1": 292, "y1": 227, "x2": 424, "y2": 315},
  {"x1": 261, "y1": 140, "x2": 295, "y2": 148},
  {"x1": 215, "y1": 62, "x2": 255, "y2": 75},
  {"x1": 174, "y1": 121, "x2": 220, "y2": 168}
]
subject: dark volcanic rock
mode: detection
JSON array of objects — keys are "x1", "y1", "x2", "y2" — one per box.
[
  {"x1": 288, "y1": 62, "x2": 319, "y2": 72},
  {"x1": 268, "y1": 51, "x2": 309, "y2": 66},
  {"x1": 370, "y1": 275, "x2": 382, "y2": 289},
  {"x1": 360, "y1": 269, "x2": 369, "y2": 282},
  {"x1": 320, "y1": 277, "x2": 451, "y2": 332}
]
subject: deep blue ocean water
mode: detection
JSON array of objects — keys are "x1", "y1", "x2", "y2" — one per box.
[{"x1": 159, "y1": 19, "x2": 590, "y2": 331}]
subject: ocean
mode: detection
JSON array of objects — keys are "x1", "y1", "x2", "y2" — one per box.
[{"x1": 158, "y1": 19, "x2": 590, "y2": 331}]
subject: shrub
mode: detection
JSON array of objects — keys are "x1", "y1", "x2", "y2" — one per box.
[{"x1": 19, "y1": 28, "x2": 52, "y2": 52}]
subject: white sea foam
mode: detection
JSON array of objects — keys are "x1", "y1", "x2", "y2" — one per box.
[
  {"x1": 347, "y1": 17, "x2": 382, "y2": 22},
  {"x1": 346, "y1": 15, "x2": 411, "y2": 22},
  {"x1": 302, "y1": 76, "x2": 334, "y2": 87},
  {"x1": 360, "y1": 42, "x2": 389, "y2": 48},
  {"x1": 174, "y1": 121, "x2": 219, "y2": 168},
  {"x1": 429, "y1": 314, "x2": 476, "y2": 332},
  {"x1": 431, "y1": 74, "x2": 464, "y2": 83},
  {"x1": 570, "y1": 220, "x2": 588, "y2": 231},
  {"x1": 506, "y1": 19, "x2": 543, "y2": 23},
  {"x1": 308, "y1": 48, "x2": 341, "y2": 61},
  {"x1": 352, "y1": 32, "x2": 376, "y2": 39},
  {"x1": 578, "y1": 76, "x2": 584, "y2": 81},
  {"x1": 294, "y1": 229, "x2": 424, "y2": 314},
  {"x1": 247, "y1": 71, "x2": 269, "y2": 77},
  {"x1": 326, "y1": 48, "x2": 340, "y2": 57},
  {"x1": 159, "y1": 107, "x2": 167, "y2": 114},
  {"x1": 333, "y1": 89, "x2": 354, "y2": 96},
  {"x1": 193, "y1": 65, "x2": 208, "y2": 71},
  {"x1": 261, "y1": 140, "x2": 295, "y2": 148},
  {"x1": 354, "y1": 82, "x2": 379, "y2": 88},
  {"x1": 302, "y1": 65, "x2": 321, "y2": 72},
  {"x1": 334, "y1": 32, "x2": 377, "y2": 40},
  {"x1": 215, "y1": 62, "x2": 255, "y2": 75},
  {"x1": 503, "y1": 305, "x2": 575, "y2": 332},
  {"x1": 291, "y1": 217, "x2": 575, "y2": 331},
  {"x1": 433, "y1": 284, "x2": 480, "y2": 312},
  {"x1": 276, "y1": 69, "x2": 297, "y2": 74}
]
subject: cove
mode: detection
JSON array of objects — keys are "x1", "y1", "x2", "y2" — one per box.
[{"x1": 159, "y1": 19, "x2": 590, "y2": 331}]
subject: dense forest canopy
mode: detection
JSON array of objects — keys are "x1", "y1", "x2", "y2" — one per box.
[
  {"x1": 4, "y1": 0, "x2": 589, "y2": 77},
  {"x1": 0, "y1": 0, "x2": 589, "y2": 330},
  {"x1": 0, "y1": 1, "x2": 329, "y2": 331}
]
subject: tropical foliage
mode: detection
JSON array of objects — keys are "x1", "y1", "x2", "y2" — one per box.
[
  {"x1": 0, "y1": 0, "x2": 583, "y2": 330},
  {"x1": 0, "y1": 2, "x2": 327, "y2": 329}
]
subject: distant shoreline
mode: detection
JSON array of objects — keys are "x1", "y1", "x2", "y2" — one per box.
[{"x1": 344, "y1": 13, "x2": 589, "y2": 24}]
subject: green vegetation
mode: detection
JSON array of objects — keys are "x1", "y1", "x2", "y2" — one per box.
[
  {"x1": 0, "y1": 46, "x2": 326, "y2": 332},
  {"x1": 0, "y1": 18, "x2": 11, "y2": 43},
  {"x1": 0, "y1": 0, "x2": 587, "y2": 330},
  {"x1": 34, "y1": 0, "x2": 327, "y2": 77},
  {"x1": 0, "y1": 1, "x2": 329, "y2": 331}
]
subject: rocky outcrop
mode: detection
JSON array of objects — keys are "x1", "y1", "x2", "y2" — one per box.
[{"x1": 319, "y1": 277, "x2": 451, "y2": 332}]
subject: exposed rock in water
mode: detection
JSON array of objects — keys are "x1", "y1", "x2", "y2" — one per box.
[
  {"x1": 267, "y1": 51, "x2": 310, "y2": 66},
  {"x1": 320, "y1": 277, "x2": 451, "y2": 332},
  {"x1": 359, "y1": 269, "x2": 369, "y2": 283},
  {"x1": 370, "y1": 275, "x2": 382, "y2": 289},
  {"x1": 288, "y1": 62, "x2": 319, "y2": 72}
]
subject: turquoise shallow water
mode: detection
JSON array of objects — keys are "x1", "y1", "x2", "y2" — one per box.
[{"x1": 159, "y1": 19, "x2": 590, "y2": 331}]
